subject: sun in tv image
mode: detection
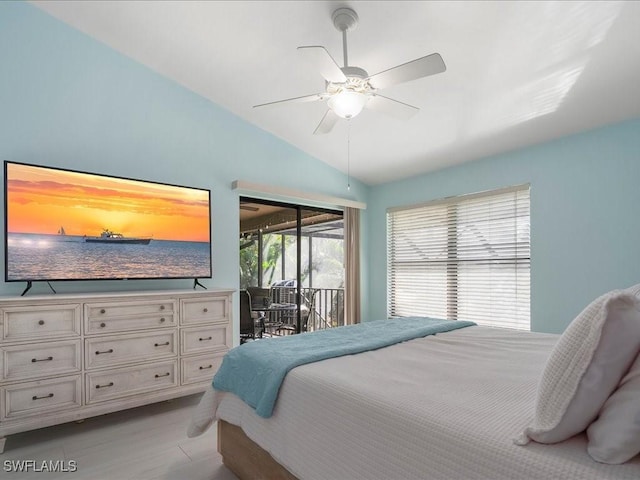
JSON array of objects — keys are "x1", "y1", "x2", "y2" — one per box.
[{"x1": 4, "y1": 162, "x2": 212, "y2": 281}]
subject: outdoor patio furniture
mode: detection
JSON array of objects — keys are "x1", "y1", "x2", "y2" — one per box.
[{"x1": 239, "y1": 290, "x2": 265, "y2": 344}]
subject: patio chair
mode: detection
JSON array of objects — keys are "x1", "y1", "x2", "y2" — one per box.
[
  {"x1": 246, "y1": 287, "x2": 272, "y2": 310},
  {"x1": 247, "y1": 286, "x2": 282, "y2": 335},
  {"x1": 239, "y1": 290, "x2": 265, "y2": 344},
  {"x1": 277, "y1": 288, "x2": 318, "y2": 335}
]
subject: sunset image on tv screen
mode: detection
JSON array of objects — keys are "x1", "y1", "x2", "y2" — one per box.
[{"x1": 4, "y1": 162, "x2": 212, "y2": 281}]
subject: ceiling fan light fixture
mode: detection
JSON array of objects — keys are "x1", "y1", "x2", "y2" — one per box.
[{"x1": 328, "y1": 90, "x2": 368, "y2": 119}]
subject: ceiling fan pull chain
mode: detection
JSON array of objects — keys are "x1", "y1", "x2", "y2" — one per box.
[{"x1": 347, "y1": 119, "x2": 351, "y2": 191}]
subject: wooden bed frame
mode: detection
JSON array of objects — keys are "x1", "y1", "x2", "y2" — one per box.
[{"x1": 218, "y1": 420, "x2": 299, "y2": 480}]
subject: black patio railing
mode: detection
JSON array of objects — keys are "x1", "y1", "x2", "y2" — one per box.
[{"x1": 270, "y1": 286, "x2": 345, "y2": 332}]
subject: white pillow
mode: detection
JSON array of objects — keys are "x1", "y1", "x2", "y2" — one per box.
[
  {"x1": 517, "y1": 290, "x2": 640, "y2": 444},
  {"x1": 626, "y1": 283, "x2": 640, "y2": 297},
  {"x1": 587, "y1": 352, "x2": 640, "y2": 464}
]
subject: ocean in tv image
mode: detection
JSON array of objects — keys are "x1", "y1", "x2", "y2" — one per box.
[
  {"x1": 6, "y1": 233, "x2": 211, "y2": 280},
  {"x1": 4, "y1": 162, "x2": 212, "y2": 281}
]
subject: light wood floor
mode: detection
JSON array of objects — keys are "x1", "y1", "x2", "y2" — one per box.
[{"x1": 0, "y1": 393, "x2": 238, "y2": 480}]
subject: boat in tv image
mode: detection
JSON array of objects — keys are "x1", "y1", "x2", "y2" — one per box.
[
  {"x1": 4, "y1": 161, "x2": 212, "y2": 283},
  {"x1": 84, "y1": 229, "x2": 152, "y2": 245}
]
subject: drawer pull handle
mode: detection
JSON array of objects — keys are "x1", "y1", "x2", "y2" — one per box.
[
  {"x1": 95, "y1": 349, "x2": 114, "y2": 355},
  {"x1": 32, "y1": 393, "x2": 54, "y2": 401},
  {"x1": 199, "y1": 336, "x2": 212, "y2": 342},
  {"x1": 155, "y1": 372, "x2": 170, "y2": 378},
  {"x1": 100, "y1": 322, "x2": 106, "y2": 328},
  {"x1": 38, "y1": 320, "x2": 45, "y2": 326},
  {"x1": 203, "y1": 308, "x2": 208, "y2": 313},
  {"x1": 199, "y1": 365, "x2": 213, "y2": 370},
  {"x1": 31, "y1": 356, "x2": 54, "y2": 363},
  {"x1": 160, "y1": 317, "x2": 166, "y2": 323},
  {"x1": 96, "y1": 382, "x2": 114, "y2": 389},
  {"x1": 154, "y1": 342, "x2": 170, "y2": 347},
  {"x1": 160, "y1": 305, "x2": 166, "y2": 311},
  {"x1": 100, "y1": 309, "x2": 106, "y2": 314}
]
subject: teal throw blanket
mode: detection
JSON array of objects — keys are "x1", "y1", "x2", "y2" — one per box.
[{"x1": 213, "y1": 317, "x2": 475, "y2": 418}]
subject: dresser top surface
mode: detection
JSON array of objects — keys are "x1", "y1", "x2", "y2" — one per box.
[{"x1": 0, "y1": 288, "x2": 235, "y2": 305}]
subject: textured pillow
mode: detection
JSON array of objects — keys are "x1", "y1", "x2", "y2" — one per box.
[
  {"x1": 517, "y1": 290, "x2": 640, "y2": 445},
  {"x1": 587, "y1": 352, "x2": 640, "y2": 464},
  {"x1": 626, "y1": 283, "x2": 640, "y2": 297}
]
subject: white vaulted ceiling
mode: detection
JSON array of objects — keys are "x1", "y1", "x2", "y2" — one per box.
[{"x1": 33, "y1": 1, "x2": 640, "y2": 185}]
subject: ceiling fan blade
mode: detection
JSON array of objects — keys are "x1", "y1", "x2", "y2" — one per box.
[
  {"x1": 366, "y1": 94, "x2": 419, "y2": 120},
  {"x1": 253, "y1": 93, "x2": 326, "y2": 109},
  {"x1": 298, "y1": 46, "x2": 347, "y2": 84},
  {"x1": 367, "y1": 53, "x2": 446, "y2": 90},
  {"x1": 313, "y1": 109, "x2": 339, "y2": 135}
]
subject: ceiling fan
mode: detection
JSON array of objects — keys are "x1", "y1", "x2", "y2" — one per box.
[{"x1": 253, "y1": 7, "x2": 446, "y2": 135}]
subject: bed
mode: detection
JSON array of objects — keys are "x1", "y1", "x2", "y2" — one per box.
[{"x1": 188, "y1": 296, "x2": 640, "y2": 480}]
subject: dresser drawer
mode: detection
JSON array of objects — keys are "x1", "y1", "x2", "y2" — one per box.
[
  {"x1": 86, "y1": 299, "x2": 176, "y2": 320},
  {"x1": 85, "y1": 330, "x2": 177, "y2": 370},
  {"x1": 1, "y1": 305, "x2": 81, "y2": 342},
  {"x1": 84, "y1": 300, "x2": 177, "y2": 334},
  {"x1": 86, "y1": 361, "x2": 177, "y2": 404},
  {"x1": 180, "y1": 297, "x2": 229, "y2": 326},
  {"x1": 181, "y1": 325, "x2": 229, "y2": 355},
  {"x1": 85, "y1": 312, "x2": 177, "y2": 335},
  {"x1": 180, "y1": 352, "x2": 225, "y2": 385},
  {"x1": 1, "y1": 340, "x2": 81, "y2": 382},
  {"x1": 2, "y1": 375, "x2": 82, "y2": 419}
]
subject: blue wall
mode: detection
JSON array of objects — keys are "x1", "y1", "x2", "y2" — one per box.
[
  {"x1": 367, "y1": 119, "x2": 640, "y2": 333},
  {"x1": 0, "y1": 2, "x2": 369, "y2": 329}
]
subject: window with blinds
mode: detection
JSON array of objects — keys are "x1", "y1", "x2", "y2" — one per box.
[{"x1": 387, "y1": 185, "x2": 530, "y2": 330}]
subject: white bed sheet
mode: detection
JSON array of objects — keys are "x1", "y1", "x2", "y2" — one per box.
[{"x1": 189, "y1": 325, "x2": 640, "y2": 479}]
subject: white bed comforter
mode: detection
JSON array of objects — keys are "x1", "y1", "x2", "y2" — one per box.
[{"x1": 189, "y1": 325, "x2": 640, "y2": 480}]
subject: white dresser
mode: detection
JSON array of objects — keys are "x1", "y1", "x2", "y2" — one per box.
[{"x1": 0, "y1": 288, "x2": 233, "y2": 452}]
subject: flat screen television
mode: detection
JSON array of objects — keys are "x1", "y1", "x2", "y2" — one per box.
[{"x1": 4, "y1": 161, "x2": 212, "y2": 285}]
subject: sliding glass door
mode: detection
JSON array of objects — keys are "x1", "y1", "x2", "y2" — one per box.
[{"x1": 239, "y1": 197, "x2": 344, "y2": 333}]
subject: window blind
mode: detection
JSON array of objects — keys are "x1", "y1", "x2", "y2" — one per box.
[{"x1": 387, "y1": 185, "x2": 530, "y2": 330}]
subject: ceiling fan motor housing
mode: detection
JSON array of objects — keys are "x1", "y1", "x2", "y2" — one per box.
[{"x1": 341, "y1": 66, "x2": 368, "y2": 79}]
